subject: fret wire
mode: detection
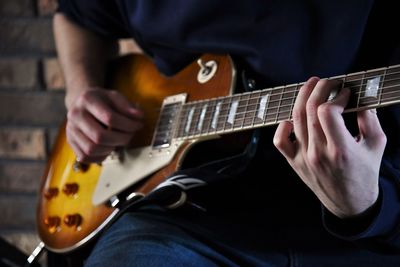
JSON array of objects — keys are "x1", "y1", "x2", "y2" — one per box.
[
  {"x1": 378, "y1": 68, "x2": 387, "y2": 105},
  {"x1": 356, "y1": 72, "x2": 365, "y2": 109},
  {"x1": 274, "y1": 87, "x2": 284, "y2": 124},
  {"x1": 221, "y1": 96, "x2": 231, "y2": 132},
  {"x1": 159, "y1": 92, "x2": 400, "y2": 139},
  {"x1": 173, "y1": 73, "x2": 400, "y2": 120},
  {"x1": 251, "y1": 91, "x2": 261, "y2": 127},
  {"x1": 240, "y1": 93, "x2": 250, "y2": 129},
  {"x1": 176, "y1": 104, "x2": 187, "y2": 138},
  {"x1": 150, "y1": 69, "x2": 400, "y2": 116},
  {"x1": 173, "y1": 85, "x2": 399, "y2": 128},
  {"x1": 288, "y1": 85, "x2": 298, "y2": 121},
  {"x1": 165, "y1": 86, "x2": 399, "y2": 135},
  {"x1": 208, "y1": 99, "x2": 218, "y2": 134},
  {"x1": 160, "y1": 70, "x2": 400, "y2": 138},
  {"x1": 203, "y1": 99, "x2": 213, "y2": 135}
]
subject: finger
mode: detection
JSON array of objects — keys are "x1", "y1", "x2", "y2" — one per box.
[
  {"x1": 273, "y1": 121, "x2": 297, "y2": 159},
  {"x1": 84, "y1": 93, "x2": 143, "y2": 133},
  {"x1": 73, "y1": 110, "x2": 136, "y2": 146},
  {"x1": 357, "y1": 109, "x2": 387, "y2": 149},
  {"x1": 318, "y1": 87, "x2": 353, "y2": 147},
  {"x1": 292, "y1": 77, "x2": 320, "y2": 148},
  {"x1": 107, "y1": 91, "x2": 145, "y2": 118},
  {"x1": 68, "y1": 123, "x2": 114, "y2": 157},
  {"x1": 306, "y1": 79, "x2": 341, "y2": 148}
]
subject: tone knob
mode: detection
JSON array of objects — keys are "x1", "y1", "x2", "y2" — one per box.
[
  {"x1": 73, "y1": 160, "x2": 89, "y2": 172},
  {"x1": 62, "y1": 183, "x2": 79, "y2": 196},
  {"x1": 44, "y1": 216, "x2": 61, "y2": 234},
  {"x1": 44, "y1": 187, "x2": 59, "y2": 200},
  {"x1": 64, "y1": 214, "x2": 82, "y2": 229}
]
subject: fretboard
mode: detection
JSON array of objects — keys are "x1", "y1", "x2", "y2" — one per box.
[{"x1": 173, "y1": 64, "x2": 400, "y2": 140}]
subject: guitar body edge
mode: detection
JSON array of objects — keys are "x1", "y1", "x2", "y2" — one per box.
[{"x1": 36, "y1": 53, "x2": 236, "y2": 253}]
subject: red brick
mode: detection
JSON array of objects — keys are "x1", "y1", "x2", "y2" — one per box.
[
  {"x1": 0, "y1": 91, "x2": 66, "y2": 126},
  {"x1": 0, "y1": 128, "x2": 46, "y2": 160},
  {"x1": 0, "y1": 0, "x2": 34, "y2": 17},
  {"x1": 0, "y1": 18, "x2": 55, "y2": 55},
  {"x1": 38, "y1": 0, "x2": 59, "y2": 16},
  {"x1": 0, "y1": 195, "x2": 37, "y2": 229},
  {"x1": 0, "y1": 162, "x2": 45, "y2": 193},
  {"x1": 43, "y1": 58, "x2": 65, "y2": 90},
  {"x1": 0, "y1": 59, "x2": 38, "y2": 88}
]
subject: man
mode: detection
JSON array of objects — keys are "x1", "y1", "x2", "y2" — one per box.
[{"x1": 52, "y1": 1, "x2": 400, "y2": 266}]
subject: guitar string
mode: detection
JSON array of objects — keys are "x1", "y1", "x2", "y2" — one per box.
[
  {"x1": 161, "y1": 74, "x2": 400, "y2": 125},
  {"x1": 155, "y1": 92, "x2": 400, "y2": 137},
  {"x1": 147, "y1": 68, "x2": 400, "y2": 115},
  {"x1": 153, "y1": 74, "x2": 400, "y2": 134},
  {"x1": 155, "y1": 88, "x2": 399, "y2": 134}
]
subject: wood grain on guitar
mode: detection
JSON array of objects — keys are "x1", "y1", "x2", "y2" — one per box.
[{"x1": 36, "y1": 53, "x2": 400, "y2": 253}]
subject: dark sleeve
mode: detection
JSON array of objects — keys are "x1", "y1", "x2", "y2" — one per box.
[
  {"x1": 322, "y1": 105, "x2": 400, "y2": 253},
  {"x1": 57, "y1": 0, "x2": 131, "y2": 39}
]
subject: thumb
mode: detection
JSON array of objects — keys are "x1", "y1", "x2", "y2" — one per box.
[{"x1": 107, "y1": 91, "x2": 144, "y2": 118}]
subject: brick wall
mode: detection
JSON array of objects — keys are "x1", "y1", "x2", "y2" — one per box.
[
  {"x1": 0, "y1": 0, "x2": 65, "y2": 263},
  {"x1": 0, "y1": 1, "x2": 140, "y2": 265}
]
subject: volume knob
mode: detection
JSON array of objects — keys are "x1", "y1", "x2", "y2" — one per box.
[
  {"x1": 44, "y1": 187, "x2": 59, "y2": 200},
  {"x1": 62, "y1": 183, "x2": 79, "y2": 196},
  {"x1": 44, "y1": 216, "x2": 61, "y2": 234},
  {"x1": 64, "y1": 214, "x2": 82, "y2": 229}
]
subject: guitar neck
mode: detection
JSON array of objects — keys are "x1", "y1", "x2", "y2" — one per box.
[{"x1": 168, "y1": 65, "x2": 400, "y2": 141}]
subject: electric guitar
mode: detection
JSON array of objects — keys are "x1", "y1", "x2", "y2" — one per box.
[{"x1": 36, "y1": 53, "x2": 400, "y2": 253}]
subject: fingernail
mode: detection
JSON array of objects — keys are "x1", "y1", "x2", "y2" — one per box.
[{"x1": 369, "y1": 109, "x2": 377, "y2": 115}]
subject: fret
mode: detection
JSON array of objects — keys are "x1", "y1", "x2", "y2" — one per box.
[
  {"x1": 172, "y1": 64, "x2": 400, "y2": 142},
  {"x1": 359, "y1": 68, "x2": 386, "y2": 107},
  {"x1": 176, "y1": 105, "x2": 188, "y2": 138},
  {"x1": 230, "y1": 93, "x2": 247, "y2": 130},
  {"x1": 378, "y1": 68, "x2": 387, "y2": 105},
  {"x1": 202, "y1": 99, "x2": 217, "y2": 135},
  {"x1": 211, "y1": 99, "x2": 223, "y2": 131},
  {"x1": 197, "y1": 103, "x2": 208, "y2": 132},
  {"x1": 342, "y1": 72, "x2": 364, "y2": 110},
  {"x1": 252, "y1": 90, "x2": 271, "y2": 126},
  {"x1": 277, "y1": 85, "x2": 297, "y2": 122},
  {"x1": 381, "y1": 66, "x2": 400, "y2": 106},
  {"x1": 288, "y1": 84, "x2": 300, "y2": 121},
  {"x1": 263, "y1": 87, "x2": 281, "y2": 124},
  {"x1": 225, "y1": 96, "x2": 239, "y2": 131},
  {"x1": 189, "y1": 102, "x2": 204, "y2": 137},
  {"x1": 245, "y1": 90, "x2": 261, "y2": 127},
  {"x1": 216, "y1": 97, "x2": 231, "y2": 132}
]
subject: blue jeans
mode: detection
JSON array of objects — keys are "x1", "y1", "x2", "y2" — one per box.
[{"x1": 83, "y1": 204, "x2": 400, "y2": 267}]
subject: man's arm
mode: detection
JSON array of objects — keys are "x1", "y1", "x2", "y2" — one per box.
[{"x1": 54, "y1": 13, "x2": 144, "y2": 163}]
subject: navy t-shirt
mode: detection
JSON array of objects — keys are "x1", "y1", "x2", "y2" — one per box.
[{"x1": 57, "y1": 0, "x2": 400, "y2": 263}]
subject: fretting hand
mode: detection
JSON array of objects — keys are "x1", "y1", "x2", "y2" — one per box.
[{"x1": 273, "y1": 77, "x2": 387, "y2": 218}]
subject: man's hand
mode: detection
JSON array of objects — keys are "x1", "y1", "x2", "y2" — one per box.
[
  {"x1": 273, "y1": 77, "x2": 387, "y2": 218},
  {"x1": 66, "y1": 88, "x2": 144, "y2": 163}
]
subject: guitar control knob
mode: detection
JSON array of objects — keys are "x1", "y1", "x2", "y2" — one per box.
[
  {"x1": 73, "y1": 160, "x2": 89, "y2": 172},
  {"x1": 64, "y1": 214, "x2": 82, "y2": 229},
  {"x1": 44, "y1": 216, "x2": 61, "y2": 234},
  {"x1": 44, "y1": 187, "x2": 59, "y2": 200},
  {"x1": 62, "y1": 183, "x2": 79, "y2": 196}
]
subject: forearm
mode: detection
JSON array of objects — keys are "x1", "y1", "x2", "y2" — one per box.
[{"x1": 53, "y1": 13, "x2": 118, "y2": 109}]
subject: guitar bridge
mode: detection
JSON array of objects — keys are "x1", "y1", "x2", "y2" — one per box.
[{"x1": 151, "y1": 93, "x2": 187, "y2": 149}]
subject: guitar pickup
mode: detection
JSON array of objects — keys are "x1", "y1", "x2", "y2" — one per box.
[{"x1": 151, "y1": 93, "x2": 187, "y2": 149}]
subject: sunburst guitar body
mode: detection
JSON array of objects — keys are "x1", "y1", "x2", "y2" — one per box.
[{"x1": 36, "y1": 53, "x2": 400, "y2": 253}]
